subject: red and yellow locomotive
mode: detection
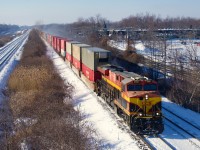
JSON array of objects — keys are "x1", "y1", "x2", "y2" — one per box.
[{"x1": 96, "y1": 65, "x2": 164, "y2": 134}]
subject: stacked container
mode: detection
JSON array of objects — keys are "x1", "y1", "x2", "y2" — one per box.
[
  {"x1": 72, "y1": 43, "x2": 91, "y2": 70},
  {"x1": 56, "y1": 37, "x2": 61, "y2": 53},
  {"x1": 60, "y1": 39, "x2": 66, "y2": 58},
  {"x1": 51, "y1": 35, "x2": 53, "y2": 47},
  {"x1": 66, "y1": 41, "x2": 80, "y2": 63},
  {"x1": 52, "y1": 36, "x2": 57, "y2": 50},
  {"x1": 81, "y1": 47, "x2": 111, "y2": 82}
]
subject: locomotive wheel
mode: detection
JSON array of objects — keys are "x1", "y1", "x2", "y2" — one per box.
[
  {"x1": 106, "y1": 97, "x2": 111, "y2": 104},
  {"x1": 95, "y1": 81, "x2": 101, "y2": 96},
  {"x1": 125, "y1": 114, "x2": 131, "y2": 128},
  {"x1": 114, "y1": 105, "x2": 119, "y2": 115}
]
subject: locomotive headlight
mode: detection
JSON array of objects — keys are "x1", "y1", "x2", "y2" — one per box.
[
  {"x1": 156, "y1": 112, "x2": 160, "y2": 116},
  {"x1": 139, "y1": 113, "x2": 143, "y2": 116},
  {"x1": 145, "y1": 94, "x2": 148, "y2": 100}
]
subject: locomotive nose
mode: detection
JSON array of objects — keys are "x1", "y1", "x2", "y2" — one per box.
[{"x1": 139, "y1": 94, "x2": 149, "y2": 100}]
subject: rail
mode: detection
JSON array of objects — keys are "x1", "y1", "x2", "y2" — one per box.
[{"x1": 0, "y1": 32, "x2": 29, "y2": 71}]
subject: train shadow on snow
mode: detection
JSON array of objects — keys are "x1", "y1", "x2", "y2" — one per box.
[
  {"x1": 159, "y1": 101, "x2": 198, "y2": 140},
  {"x1": 73, "y1": 91, "x2": 94, "y2": 108}
]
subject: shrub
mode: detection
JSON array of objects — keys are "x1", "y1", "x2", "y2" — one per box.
[{"x1": 5, "y1": 29, "x2": 98, "y2": 149}]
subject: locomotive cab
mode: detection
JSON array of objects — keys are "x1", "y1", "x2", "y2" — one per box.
[{"x1": 120, "y1": 78, "x2": 164, "y2": 134}]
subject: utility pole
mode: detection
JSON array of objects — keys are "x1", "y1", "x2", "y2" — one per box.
[
  {"x1": 164, "y1": 35, "x2": 167, "y2": 93},
  {"x1": 189, "y1": 82, "x2": 200, "y2": 103},
  {"x1": 126, "y1": 28, "x2": 130, "y2": 50}
]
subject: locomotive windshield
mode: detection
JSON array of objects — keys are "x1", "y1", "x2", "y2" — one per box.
[
  {"x1": 127, "y1": 85, "x2": 142, "y2": 91},
  {"x1": 127, "y1": 84, "x2": 157, "y2": 91},
  {"x1": 144, "y1": 84, "x2": 157, "y2": 91}
]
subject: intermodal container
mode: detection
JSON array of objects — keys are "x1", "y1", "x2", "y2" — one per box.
[
  {"x1": 72, "y1": 44, "x2": 90, "y2": 61},
  {"x1": 60, "y1": 39, "x2": 66, "y2": 58},
  {"x1": 51, "y1": 36, "x2": 54, "y2": 47},
  {"x1": 61, "y1": 39, "x2": 72, "y2": 59},
  {"x1": 52, "y1": 36, "x2": 57, "y2": 50},
  {"x1": 72, "y1": 57, "x2": 81, "y2": 70},
  {"x1": 66, "y1": 41, "x2": 80, "y2": 62},
  {"x1": 66, "y1": 53, "x2": 72, "y2": 62},
  {"x1": 56, "y1": 37, "x2": 61, "y2": 53},
  {"x1": 72, "y1": 43, "x2": 91, "y2": 70},
  {"x1": 82, "y1": 63, "x2": 102, "y2": 82},
  {"x1": 82, "y1": 47, "x2": 111, "y2": 71}
]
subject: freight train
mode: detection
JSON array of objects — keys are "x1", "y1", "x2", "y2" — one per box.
[{"x1": 41, "y1": 32, "x2": 164, "y2": 135}]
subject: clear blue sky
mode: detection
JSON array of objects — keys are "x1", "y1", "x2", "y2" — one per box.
[{"x1": 0, "y1": 0, "x2": 200, "y2": 26}]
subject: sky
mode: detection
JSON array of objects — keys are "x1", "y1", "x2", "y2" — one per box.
[{"x1": 0, "y1": 0, "x2": 200, "y2": 26}]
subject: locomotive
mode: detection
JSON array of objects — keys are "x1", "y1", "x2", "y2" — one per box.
[
  {"x1": 96, "y1": 65, "x2": 164, "y2": 134},
  {"x1": 41, "y1": 31, "x2": 164, "y2": 135}
]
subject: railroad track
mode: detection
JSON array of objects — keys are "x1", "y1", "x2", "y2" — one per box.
[
  {"x1": 0, "y1": 34, "x2": 26, "y2": 53},
  {"x1": 164, "y1": 122, "x2": 200, "y2": 150},
  {"x1": 163, "y1": 106, "x2": 200, "y2": 149},
  {"x1": 0, "y1": 32, "x2": 29, "y2": 71},
  {"x1": 163, "y1": 107, "x2": 200, "y2": 131},
  {"x1": 144, "y1": 134, "x2": 176, "y2": 150},
  {"x1": 163, "y1": 106, "x2": 200, "y2": 141},
  {"x1": 164, "y1": 117, "x2": 200, "y2": 140},
  {"x1": 157, "y1": 135, "x2": 176, "y2": 150}
]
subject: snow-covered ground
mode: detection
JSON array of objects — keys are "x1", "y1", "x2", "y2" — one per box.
[
  {"x1": 0, "y1": 34, "x2": 200, "y2": 149},
  {"x1": 109, "y1": 39, "x2": 200, "y2": 56},
  {"x1": 108, "y1": 40, "x2": 127, "y2": 51},
  {"x1": 160, "y1": 97, "x2": 200, "y2": 150},
  {"x1": 108, "y1": 39, "x2": 200, "y2": 64}
]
